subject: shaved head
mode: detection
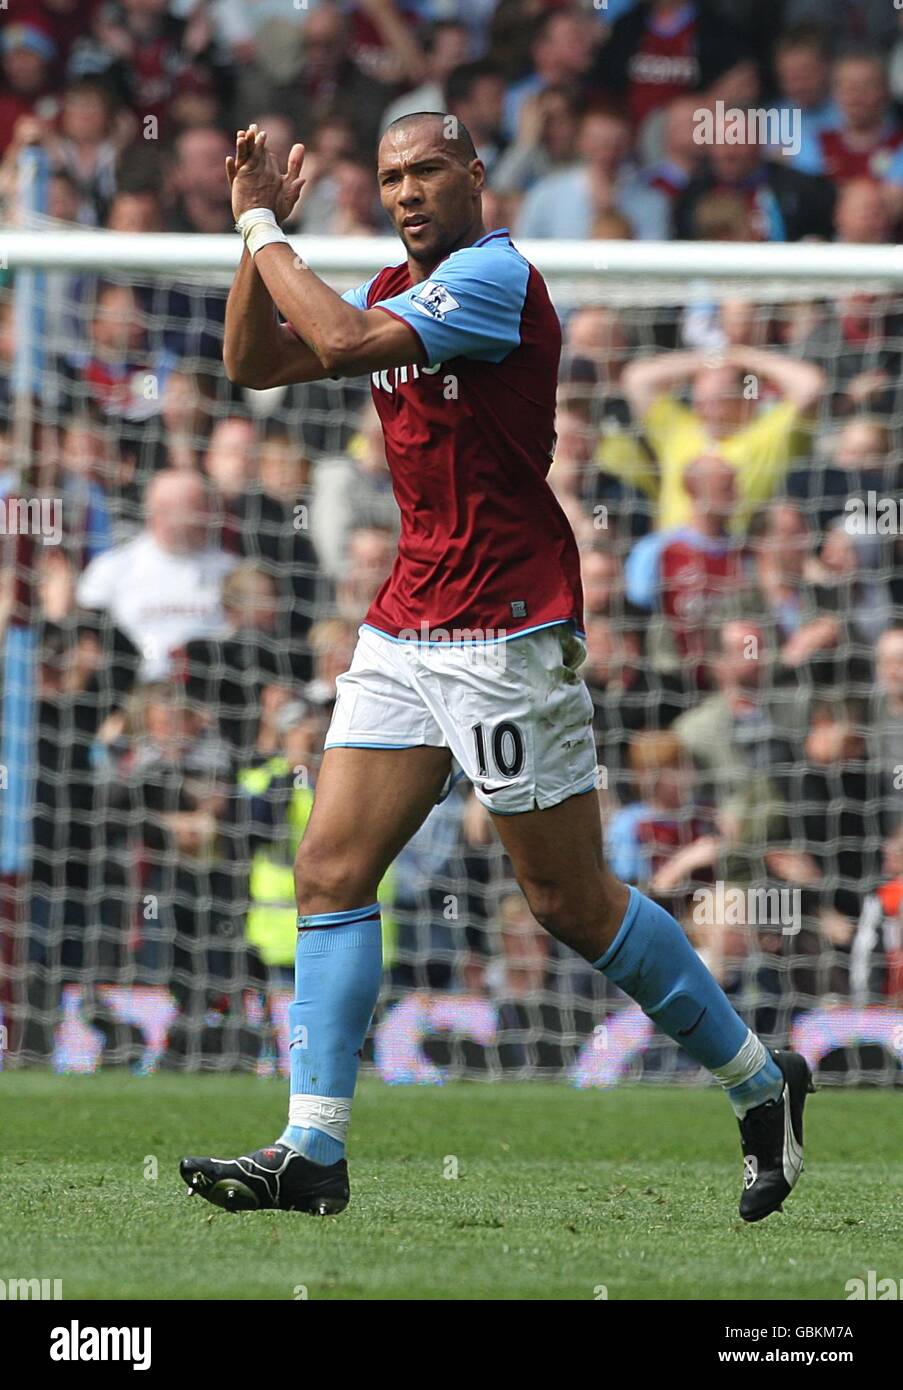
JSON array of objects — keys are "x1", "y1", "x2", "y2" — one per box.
[
  {"x1": 376, "y1": 110, "x2": 485, "y2": 274},
  {"x1": 383, "y1": 111, "x2": 477, "y2": 165}
]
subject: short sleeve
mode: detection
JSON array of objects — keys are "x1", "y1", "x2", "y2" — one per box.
[
  {"x1": 625, "y1": 530, "x2": 669, "y2": 609},
  {"x1": 370, "y1": 244, "x2": 530, "y2": 367},
  {"x1": 341, "y1": 276, "x2": 377, "y2": 310}
]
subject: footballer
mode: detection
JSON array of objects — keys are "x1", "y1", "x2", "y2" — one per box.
[{"x1": 180, "y1": 113, "x2": 813, "y2": 1223}]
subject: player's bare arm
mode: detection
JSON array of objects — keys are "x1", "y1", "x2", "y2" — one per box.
[
  {"x1": 225, "y1": 126, "x2": 424, "y2": 385},
  {"x1": 223, "y1": 126, "x2": 331, "y2": 388}
]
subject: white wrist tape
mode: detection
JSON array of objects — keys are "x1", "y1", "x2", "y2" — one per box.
[{"x1": 236, "y1": 206, "x2": 288, "y2": 258}]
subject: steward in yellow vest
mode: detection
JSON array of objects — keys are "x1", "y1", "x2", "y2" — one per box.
[{"x1": 238, "y1": 756, "x2": 396, "y2": 972}]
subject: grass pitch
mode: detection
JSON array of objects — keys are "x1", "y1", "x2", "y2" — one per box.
[{"x1": 1, "y1": 1073, "x2": 900, "y2": 1300}]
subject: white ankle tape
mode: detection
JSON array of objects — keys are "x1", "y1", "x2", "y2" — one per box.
[
  {"x1": 711, "y1": 1030, "x2": 768, "y2": 1088},
  {"x1": 288, "y1": 1094, "x2": 352, "y2": 1145},
  {"x1": 236, "y1": 207, "x2": 288, "y2": 258}
]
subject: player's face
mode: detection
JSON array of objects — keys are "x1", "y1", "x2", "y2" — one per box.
[{"x1": 377, "y1": 127, "x2": 483, "y2": 266}]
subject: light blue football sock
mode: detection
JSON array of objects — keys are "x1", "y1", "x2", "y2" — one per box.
[
  {"x1": 593, "y1": 887, "x2": 783, "y2": 1117},
  {"x1": 278, "y1": 902, "x2": 383, "y2": 1164}
]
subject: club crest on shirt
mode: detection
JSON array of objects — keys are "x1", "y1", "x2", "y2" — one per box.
[{"x1": 410, "y1": 282, "x2": 460, "y2": 321}]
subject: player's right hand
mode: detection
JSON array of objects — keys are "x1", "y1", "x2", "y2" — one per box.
[{"x1": 226, "y1": 124, "x2": 306, "y2": 225}]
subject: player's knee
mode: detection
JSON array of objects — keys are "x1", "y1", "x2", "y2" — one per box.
[
  {"x1": 520, "y1": 880, "x2": 579, "y2": 936},
  {"x1": 520, "y1": 873, "x2": 621, "y2": 946},
  {"x1": 294, "y1": 840, "x2": 377, "y2": 916}
]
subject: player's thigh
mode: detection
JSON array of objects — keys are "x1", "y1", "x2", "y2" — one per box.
[
  {"x1": 490, "y1": 788, "x2": 629, "y2": 958},
  {"x1": 295, "y1": 745, "x2": 452, "y2": 911},
  {"x1": 413, "y1": 625, "x2": 598, "y2": 816}
]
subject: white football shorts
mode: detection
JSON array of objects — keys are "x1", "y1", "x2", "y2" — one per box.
[{"x1": 324, "y1": 621, "x2": 598, "y2": 814}]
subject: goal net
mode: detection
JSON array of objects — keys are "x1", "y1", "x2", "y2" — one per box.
[{"x1": 1, "y1": 208, "x2": 902, "y2": 1089}]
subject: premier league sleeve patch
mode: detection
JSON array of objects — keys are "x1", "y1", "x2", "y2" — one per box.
[{"x1": 410, "y1": 282, "x2": 461, "y2": 321}]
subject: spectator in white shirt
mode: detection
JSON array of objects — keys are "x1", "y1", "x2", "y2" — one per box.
[{"x1": 76, "y1": 470, "x2": 236, "y2": 680}]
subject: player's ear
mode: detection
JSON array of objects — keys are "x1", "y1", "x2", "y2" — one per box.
[{"x1": 469, "y1": 158, "x2": 486, "y2": 194}]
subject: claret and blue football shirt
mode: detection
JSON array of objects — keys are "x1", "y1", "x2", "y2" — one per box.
[{"x1": 339, "y1": 228, "x2": 584, "y2": 641}]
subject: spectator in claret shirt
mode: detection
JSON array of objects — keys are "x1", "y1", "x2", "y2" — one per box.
[
  {"x1": 67, "y1": 0, "x2": 216, "y2": 135},
  {"x1": 791, "y1": 50, "x2": 903, "y2": 185},
  {"x1": 625, "y1": 453, "x2": 744, "y2": 684},
  {"x1": 60, "y1": 283, "x2": 173, "y2": 496},
  {"x1": 589, "y1": 0, "x2": 751, "y2": 139}
]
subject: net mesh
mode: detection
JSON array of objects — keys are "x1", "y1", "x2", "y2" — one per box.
[{"x1": 1, "y1": 226, "x2": 902, "y2": 1087}]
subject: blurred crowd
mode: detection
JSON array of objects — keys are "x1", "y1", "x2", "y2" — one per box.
[
  {"x1": 1, "y1": 0, "x2": 902, "y2": 1071},
  {"x1": 9, "y1": 0, "x2": 903, "y2": 243}
]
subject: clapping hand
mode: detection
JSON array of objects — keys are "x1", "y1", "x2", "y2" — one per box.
[{"x1": 227, "y1": 123, "x2": 306, "y2": 224}]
